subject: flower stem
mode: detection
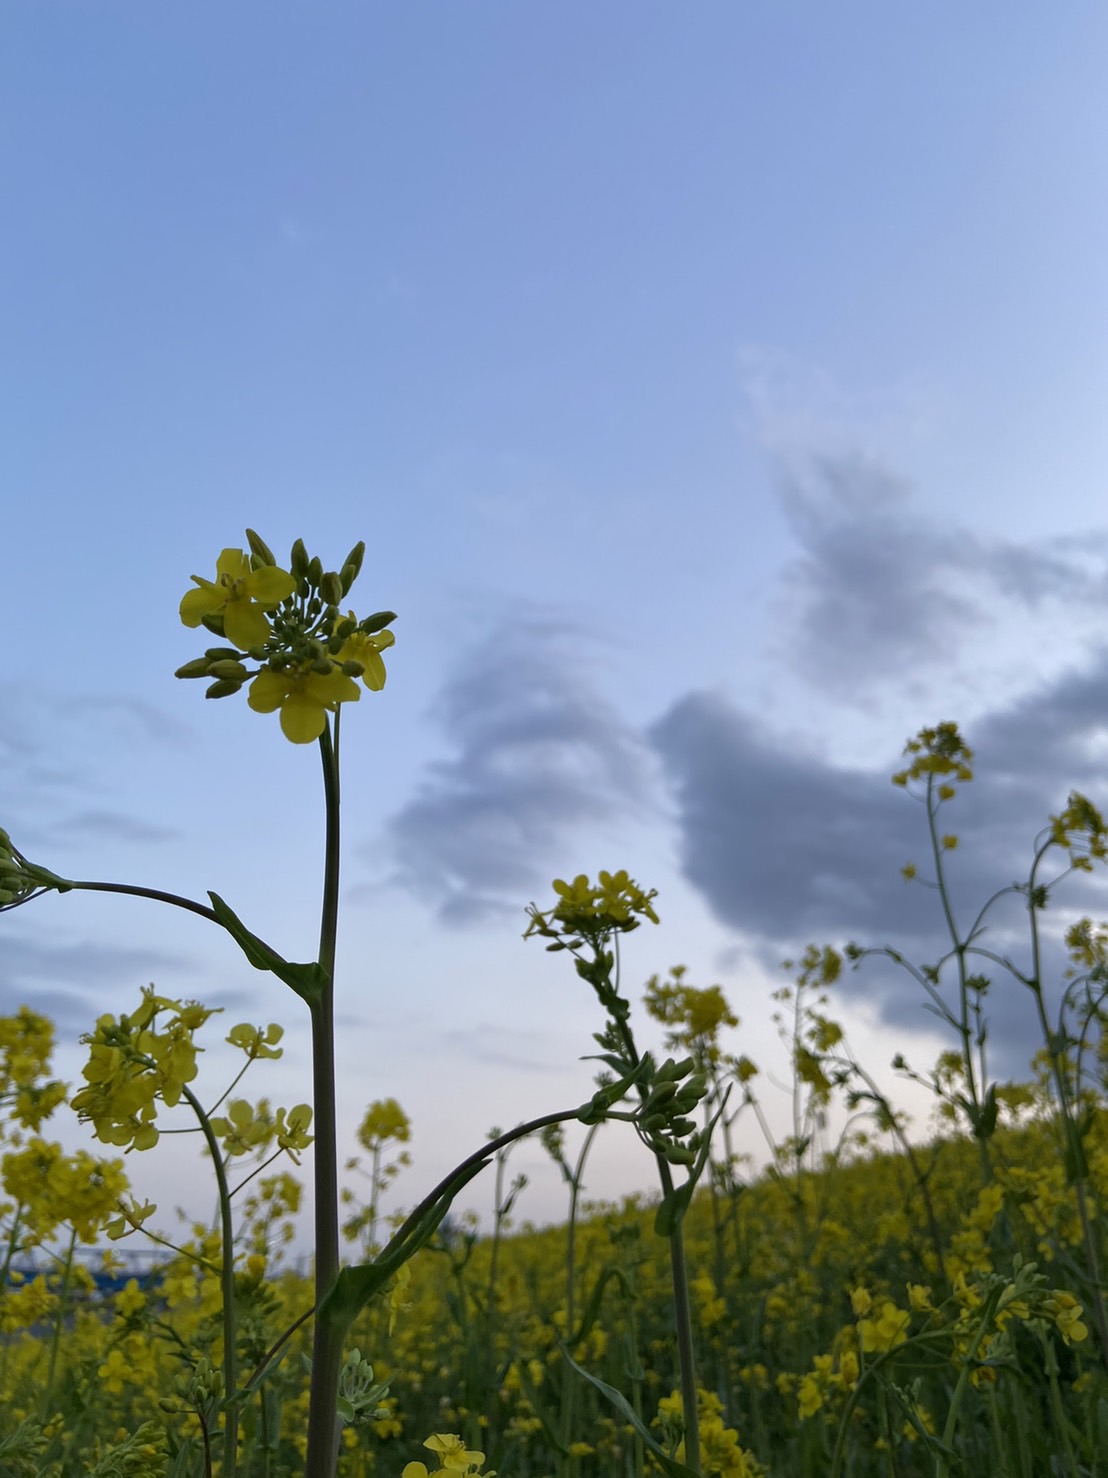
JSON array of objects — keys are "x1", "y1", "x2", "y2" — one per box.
[
  {"x1": 304, "y1": 718, "x2": 343, "y2": 1478},
  {"x1": 181, "y1": 1081, "x2": 239, "y2": 1478}
]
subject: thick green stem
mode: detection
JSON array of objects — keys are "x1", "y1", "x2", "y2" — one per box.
[{"x1": 305, "y1": 720, "x2": 343, "y2": 1478}]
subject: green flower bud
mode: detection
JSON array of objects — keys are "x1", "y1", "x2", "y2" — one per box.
[
  {"x1": 174, "y1": 658, "x2": 212, "y2": 680},
  {"x1": 336, "y1": 617, "x2": 357, "y2": 640},
  {"x1": 645, "y1": 1081, "x2": 678, "y2": 1111},
  {"x1": 290, "y1": 538, "x2": 310, "y2": 578},
  {"x1": 246, "y1": 528, "x2": 277, "y2": 566},
  {"x1": 341, "y1": 660, "x2": 366, "y2": 678},
  {"x1": 208, "y1": 659, "x2": 248, "y2": 681},
  {"x1": 360, "y1": 610, "x2": 397, "y2": 634},
  {"x1": 205, "y1": 678, "x2": 242, "y2": 699},
  {"x1": 663, "y1": 1143, "x2": 696, "y2": 1165},
  {"x1": 339, "y1": 561, "x2": 359, "y2": 596},
  {"x1": 204, "y1": 646, "x2": 243, "y2": 661},
  {"x1": 311, "y1": 657, "x2": 334, "y2": 675},
  {"x1": 320, "y1": 571, "x2": 344, "y2": 605},
  {"x1": 307, "y1": 555, "x2": 323, "y2": 586},
  {"x1": 342, "y1": 540, "x2": 365, "y2": 582}
]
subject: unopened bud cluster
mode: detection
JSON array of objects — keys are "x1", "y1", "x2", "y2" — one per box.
[
  {"x1": 637, "y1": 1055, "x2": 710, "y2": 1166},
  {"x1": 337, "y1": 1348, "x2": 392, "y2": 1427},
  {"x1": 0, "y1": 830, "x2": 69, "y2": 911}
]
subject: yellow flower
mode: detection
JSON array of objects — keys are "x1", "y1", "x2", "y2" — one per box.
[
  {"x1": 850, "y1": 1286, "x2": 872, "y2": 1317},
  {"x1": 226, "y1": 1022, "x2": 284, "y2": 1060},
  {"x1": 274, "y1": 1104, "x2": 314, "y2": 1163},
  {"x1": 180, "y1": 548, "x2": 296, "y2": 650},
  {"x1": 248, "y1": 661, "x2": 361, "y2": 743},
  {"x1": 114, "y1": 1278, "x2": 146, "y2": 1319},
  {"x1": 403, "y1": 1433, "x2": 489, "y2": 1477},
  {"x1": 337, "y1": 619, "x2": 396, "y2": 691},
  {"x1": 859, "y1": 1300, "x2": 910, "y2": 1353},
  {"x1": 98, "y1": 1347, "x2": 132, "y2": 1395},
  {"x1": 1046, "y1": 1291, "x2": 1089, "y2": 1344}
]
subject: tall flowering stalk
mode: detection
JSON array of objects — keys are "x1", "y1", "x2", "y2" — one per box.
[
  {"x1": 2, "y1": 533, "x2": 663, "y2": 1476},
  {"x1": 526, "y1": 872, "x2": 721, "y2": 1477},
  {"x1": 1, "y1": 532, "x2": 396, "y2": 1477}
]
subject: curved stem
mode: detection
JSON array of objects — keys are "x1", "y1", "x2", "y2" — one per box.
[
  {"x1": 68, "y1": 879, "x2": 220, "y2": 925},
  {"x1": 180, "y1": 1080, "x2": 239, "y2": 1478}
]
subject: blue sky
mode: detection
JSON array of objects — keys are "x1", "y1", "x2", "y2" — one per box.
[{"x1": 4, "y1": 4, "x2": 1108, "y2": 1244}]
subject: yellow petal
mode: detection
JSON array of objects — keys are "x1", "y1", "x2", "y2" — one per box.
[
  {"x1": 179, "y1": 584, "x2": 219, "y2": 628},
  {"x1": 359, "y1": 650, "x2": 387, "y2": 691},
  {"x1": 215, "y1": 548, "x2": 250, "y2": 580},
  {"x1": 248, "y1": 669, "x2": 288, "y2": 713},
  {"x1": 245, "y1": 566, "x2": 297, "y2": 606},
  {"x1": 224, "y1": 600, "x2": 272, "y2": 650},
  {"x1": 280, "y1": 693, "x2": 329, "y2": 744}
]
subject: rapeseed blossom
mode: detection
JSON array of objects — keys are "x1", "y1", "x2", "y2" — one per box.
[
  {"x1": 403, "y1": 1433, "x2": 491, "y2": 1476},
  {"x1": 179, "y1": 547, "x2": 297, "y2": 649},
  {"x1": 176, "y1": 532, "x2": 397, "y2": 743}
]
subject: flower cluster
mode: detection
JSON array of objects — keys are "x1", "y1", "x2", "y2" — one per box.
[
  {"x1": 177, "y1": 530, "x2": 396, "y2": 743},
  {"x1": 0, "y1": 830, "x2": 69, "y2": 912},
  {"x1": 524, "y1": 869, "x2": 659, "y2": 947},
  {"x1": 0, "y1": 1006, "x2": 68, "y2": 1133},
  {"x1": 70, "y1": 988, "x2": 220, "y2": 1151}
]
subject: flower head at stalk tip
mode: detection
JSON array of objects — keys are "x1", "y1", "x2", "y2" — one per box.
[
  {"x1": 0, "y1": 829, "x2": 71, "y2": 912},
  {"x1": 524, "y1": 868, "x2": 659, "y2": 946},
  {"x1": 176, "y1": 532, "x2": 398, "y2": 744}
]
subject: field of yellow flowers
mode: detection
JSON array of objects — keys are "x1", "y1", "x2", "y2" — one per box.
[{"x1": 2, "y1": 535, "x2": 1106, "y2": 1477}]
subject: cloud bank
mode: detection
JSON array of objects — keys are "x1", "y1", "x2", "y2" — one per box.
[{"x1": 384, "y1": 620, "x2": 652, "y2": 923}]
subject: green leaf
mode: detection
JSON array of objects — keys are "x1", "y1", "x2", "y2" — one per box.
[
  {"x1": 558, "y1": 1347, "x2": 700, "y2": 1478},
  {"x1": 208, "y1": 892, "x2": 326, "y2": 1007},
  {"x1": 319, "y1": 1158, "x2": 491, "y2": 1337}
]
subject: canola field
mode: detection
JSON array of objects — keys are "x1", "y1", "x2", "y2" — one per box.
[{"x1": 2, "y1": 534, "x2": 1107, "y2": 1477}]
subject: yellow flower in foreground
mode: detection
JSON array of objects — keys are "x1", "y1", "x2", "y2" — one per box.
[
  {"x1": 402, "y1": 1434, "x2": 489, "y2": 1476},
  {"x1": 180, "y1": 548, "x2": 296, "y2": 650},
  {"x1": 248, "y1": 663, "x2": 360, "y2": 743}
]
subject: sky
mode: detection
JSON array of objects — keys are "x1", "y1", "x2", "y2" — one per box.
[{"x1": 4, "y1": 3, "x2": 1108, "y2": 1252}]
